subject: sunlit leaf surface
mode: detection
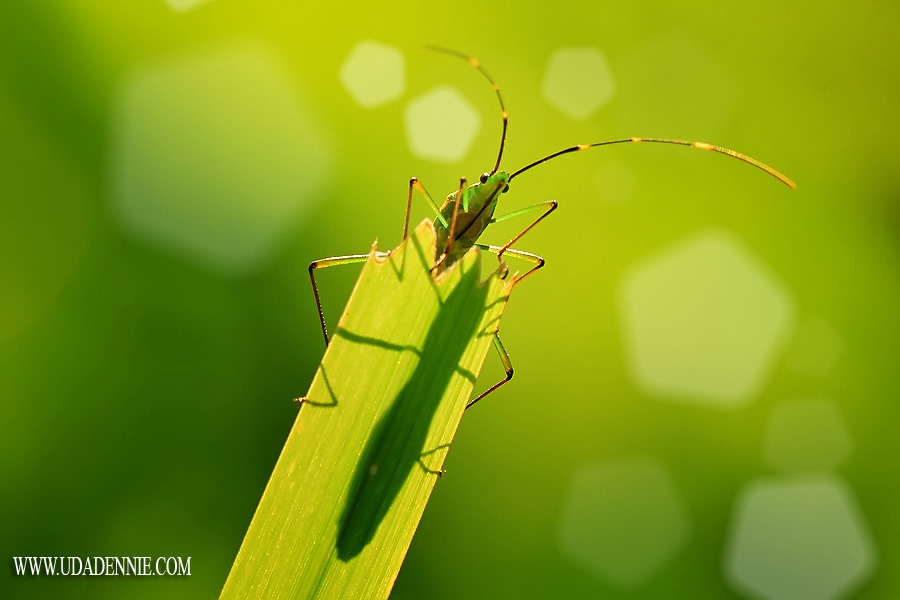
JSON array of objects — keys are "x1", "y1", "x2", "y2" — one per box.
[{"x1": 220, "y1": 221, "x2": 513, "y2": 599}]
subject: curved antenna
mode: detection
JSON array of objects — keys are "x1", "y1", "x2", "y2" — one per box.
[
  {"x1": 510, "y1": 137, "x2": 796, "y2": 189},
  {"x1": 424, "y1": 46, "x2": 508, "y2": 175}
]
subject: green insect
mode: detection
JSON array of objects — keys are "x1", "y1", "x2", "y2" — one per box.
[{"x1": 308, "y1": 47, "x2": 795, "y2": 409}]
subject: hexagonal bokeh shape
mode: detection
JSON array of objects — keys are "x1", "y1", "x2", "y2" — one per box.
[
  {"x1": 164, "y1": 0, "x2": 213, "y2": 12},
  {"x1": 619, "y1": 230, "x2": 794, "y2": 408},
  {"x1": 404, "y1": 85, "x2": 481, "y2": 163},
  {"x1": 108, "y1": 44, "x2": 332, "y2": 275},
  {"x1": 724, "y1": 474, "x2": 877, "y2": 600},
  {"x1": 542, "y1": 47, "x2": 616, "y2": 120},
  {"x1": 339, "y1": 40, "x2": 405, "y2": 109},
  {"x1": 558, "y1": 457, "x2": 689, "y2": 589},
  {"x1": 763, "y1": 399, "x2": 853, "y2": 471}
]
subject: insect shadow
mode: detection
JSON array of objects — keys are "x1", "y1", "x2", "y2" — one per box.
[
  {"x1": 299, "y1": 366, "x2": 339, "y2": 407},
  {"x1": 334, "y1": 255, "x2": 494, "y2": 561}
]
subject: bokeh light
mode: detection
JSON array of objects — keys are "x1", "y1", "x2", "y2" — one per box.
[
  {"x1": 619, "y1": 230, "x2": 794, "y2": 407},
  {"x1": 558, "y1": 457, "x2": 689, "y2": 589},
  {"x1": 108, "y1": 43, "x2": 332, "y2": 276},
  {"x1": 403, "y1": 86, "x2": 480, "y2": 163},
  {"x1": 724, "y1": 475, "x2": 876, "y2": 600},
  {"x1": 339, "y1": 41, "x2": 405, "y2": 109},
  {"x1": 164, "y1": 0, "x2": 213, "y2": 12},
  {"x1": 541, "y1": 47, "x2": 616, "y2": 120}
]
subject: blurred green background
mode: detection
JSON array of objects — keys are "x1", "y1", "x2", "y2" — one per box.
[{"x1": 2, "y1": 1, "x2": 898, "y2": 598}]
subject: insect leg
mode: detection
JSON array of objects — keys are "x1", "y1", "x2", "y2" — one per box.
[
  {"x1": 308, "y1": 253, "x2": 389, "y2": 346},
  {"x1": 466, "y1": 331, "x2": 513, "y2": 410},
  {"x1": 404, "y1": 177, "x2": 448, "y2": 241},
  {"x1": 489, "y1": 199, "x2": 557, "y2": 275},
  {"x1": 491, "y1": 199, "x2": 558, "y2": 225},
  {"x1": 476, "y1": 244, "x2": 546, "y2": 283},
  {"x1": 442, "y1": 177, "x2": 467, "y2": 260}
]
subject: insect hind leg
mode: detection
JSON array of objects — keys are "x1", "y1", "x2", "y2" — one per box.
[
  {"x1": 308, "y1": 253, "x2": 388, "y2": 346},
  {"x1": 466, "y1": 331, "x2": 513, "y2": 410},
  {"x1": 476, "y1": 244, "x2": 545, "y2": 284}
]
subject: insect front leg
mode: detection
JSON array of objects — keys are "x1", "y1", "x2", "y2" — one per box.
[
  {"x1": 445, "y1": 177, "x2": 466, "y2": 257},
  {"x1": 466, "y1": 331, "x2": 513, "y2": 410},
  {"x1": 433, "y1": 177, "x2": 467, "y2": 273},
  {"x1": 403, "y1": 177, "x2": 448, "y2": 241},
  {"x1": 308, "y1": 253, "x2": 388, "y2": 346}
]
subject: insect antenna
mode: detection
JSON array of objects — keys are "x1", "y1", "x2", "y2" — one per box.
[
  {"x1": 509, "y1": 137, "x2": 796, "y2": 189},
  {"x1": 424, "y1": 46, "x2": 508, "y2": 176}
]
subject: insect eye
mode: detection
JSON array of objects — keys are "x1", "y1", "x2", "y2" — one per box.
[
  {"x1": 479, "y1": 173, "x2": 489, "y2": 184},
  {"x1": 502, "y1": 184, "x2": 510, "y2": 193}
]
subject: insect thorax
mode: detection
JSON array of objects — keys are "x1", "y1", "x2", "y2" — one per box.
[{"x1": 433, "y1": 174, "x2": 509, "y2": 270}]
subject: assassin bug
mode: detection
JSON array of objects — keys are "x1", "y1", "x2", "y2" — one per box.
[{"x1": 307, "y1": 47, "x2": 795, "y2": 409}]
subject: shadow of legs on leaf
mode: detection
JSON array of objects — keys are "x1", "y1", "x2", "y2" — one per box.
[
  {"x1": 296, "y1": 367, "x2": 339, "y2": 408},
  {"x1": 418, "y1": 443, "x2": 452, "y2": 477}
]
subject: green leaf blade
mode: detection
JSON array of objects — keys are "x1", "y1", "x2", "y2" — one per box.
[{"x1": 220, "y1": 221, "x2": 513, "y2": 599}]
